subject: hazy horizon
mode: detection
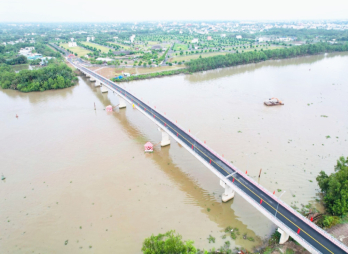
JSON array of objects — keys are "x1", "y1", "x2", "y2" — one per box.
[{"x1": 1, "y1": 0, "x2": 348, "y2": 23}]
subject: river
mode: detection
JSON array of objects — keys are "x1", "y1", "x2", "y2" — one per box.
[{"x1": 1, "y1": 52, "x2": 347, "y2": 253}]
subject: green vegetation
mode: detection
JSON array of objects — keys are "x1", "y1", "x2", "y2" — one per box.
[
  {"x1": 113, "y1": 68, "x2": 188, "y2": 82},
  {"x1": 0, "y1": 61, "x2": 77, "y2": 92},
  {"x1": 185, "y1": 42, "x2": 348, "y2": 72},
  {"x1": 173, "y1": 43, "x2": 188, "y2": 51},
  {"x1": 81, "y1": 42, "x2": 111, "y2": 53},
  {"x1": 141, "y1": 230, "x2": 196, "y2": 254},
  {"x1": 60, "y1": 43, "x2": 91, "y2": 57},
  {"x1": 207, "y1": 235, "x2": 215, "y2": 243},
  {"x1": 316, "y1": 156, "x2": 348, "y2": 217}
]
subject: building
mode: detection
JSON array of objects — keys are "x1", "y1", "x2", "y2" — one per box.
[
  {"x1": 130, "y1": 34, "x2": 135, "y2": 43},
  {"x1": 87, "y1": 36, "x2": 95, "y2": 42},
  {"x1": 113, "y1": 36, "x2": 118, "y2": 41},
  {"x1": 19, "y1": 47, "x2": 35, "y2": 55},
  {"x1": 40, "y1": 57, "x2": 54, "y2": 66},
  {"x1": 207, "y1": 36, "x2": 212, "y2": 40},
  {"x1": 96, "y1": 57, "x2": 113, "y2": 62},
  {"x1": 68, "y1": 42, "x2": 77, "y2": 47},
  {"x1": 256, "y1": 37, "x2": 271, "y2": 43},
  {"x1": 221, "y1": 34, "x2": 226, "y2": 38},
  {"x1": 70, "y1": 38, "x2": 74, "y2": 42},
  {"x1": 236, "y1": 35, "x2": 242, "y2": 39},
  {"x1": 1, "y1": 42, "x2": 6, "y2": 46},
  {"x1": 191, "y1": 38, "x2": 199, "y2": 43}
]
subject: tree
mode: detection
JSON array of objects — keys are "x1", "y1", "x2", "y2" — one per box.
[
  {"x1": 141, "y1": 230, "x2": 196, "y2": 254},
  {"x1": 316, "y1": 156, "x2": 348, "y2": 216}
]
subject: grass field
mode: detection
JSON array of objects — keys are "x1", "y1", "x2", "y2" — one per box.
[
  {"x1": 60, "y1": 43, "x2": 92, "y2": 57},
  {"x1": 173, "y1": 44, "x2": 188, "y2": 51},
  {"x1": 89, "y1": 65, "x2": 185, "y2": 79},
  {"x1": 81, "y1": 42, "x2": 110, "y2": 53},
  {"x1": 108, "y1": 42, "x2": 132, "y2": 50}
]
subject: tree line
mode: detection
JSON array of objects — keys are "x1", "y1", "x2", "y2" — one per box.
[
  {"x1": 0, "y1": 60, "x2": 77, "y2": 92},
  {"x1": 185, "y1": 42, "x2": 348, "y2": 72}
]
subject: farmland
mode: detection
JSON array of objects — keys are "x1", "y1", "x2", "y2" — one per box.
[
  {"x1": 60, "y1": 43, "x2": 92, "y2": 57},
  {"x1": 81, "y1": 42, "x2": 111, "y2": 53}
]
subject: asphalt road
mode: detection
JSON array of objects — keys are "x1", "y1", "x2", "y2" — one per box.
[{"x1": 71, "y1": 60, "x2": 347, "y2": 254}]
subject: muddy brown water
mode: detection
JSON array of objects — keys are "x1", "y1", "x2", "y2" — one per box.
[{"x1": 1, "y1": 52, "x2": 348, "y2": 253}]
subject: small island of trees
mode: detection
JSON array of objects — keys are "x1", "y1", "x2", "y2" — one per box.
[{"x1": 0, "y1": 60, "x2": 78, "y2": 92}]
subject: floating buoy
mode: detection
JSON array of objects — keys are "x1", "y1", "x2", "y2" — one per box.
[
  {"x1": 144, "y1": 142, "x2": 153, "y2": 152},
  {"x1": 16, "y1": 114, "x2": 18, "y2": 118},
  {"x1": 106, "y1": 105, "x2": 113, "y2": 112}
]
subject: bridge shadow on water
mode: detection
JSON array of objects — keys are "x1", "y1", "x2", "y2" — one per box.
[{"x1": 81, "y1": 75, "x2": 263, "y2": 249}]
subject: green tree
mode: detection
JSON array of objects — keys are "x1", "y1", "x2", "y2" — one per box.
[
  {"x1": 316, "y1": 156, "x2": 348, "y2": 216},
  {"x1": 141, "y1": 230, "x2": 196, "y2": 254}
]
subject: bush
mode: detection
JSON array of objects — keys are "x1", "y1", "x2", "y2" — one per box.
[
  {"x1": 316, "y1": 156, "x2": 348, "y2": 216},
  {"x1": 141, "y1": 230, "x2": 196, "y2": 254}
]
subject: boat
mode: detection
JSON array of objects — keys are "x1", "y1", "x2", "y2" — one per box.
[{"x1": 264, "y1": 97, "x2": 284, "y2": 106}]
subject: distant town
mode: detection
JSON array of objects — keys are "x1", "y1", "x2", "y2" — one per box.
[{"x1": 1, "y1": 21, "x2": 348, "y2": 77}]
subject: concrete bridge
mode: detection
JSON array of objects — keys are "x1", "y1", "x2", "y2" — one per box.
[{"x1": 69, "y1": 58, "x2": 348, "y2": 254}]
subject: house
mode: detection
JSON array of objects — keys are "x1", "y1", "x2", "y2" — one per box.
[
  {"x1": 87, "y1": 36, "x2": 95, "y2": 42},
  {"x1": 236, "y1": 35, "x2": 242, "y2": 39},
  {"x1": 96, "y1": 57, "x2": 113, "y2": 62},
  {"x1": 19, "y1": 47, "x2": 35, "y2": 56},
  {"x1": 70, "y1": 38, "x2": 74, "y2": 42},
  {"x1": 151, "y1": 45, "x2": 162, "y2": 50},
  {"x1": 207, "y1": 36, "x2": 212, "y2": 40},
  {"x1": 68, "y1": 42, "x2": 77, "y2": 47},
  {"x1": 1, "y1": 42, "x2": 6, "y2": 46},
  {"x1": 191, "y1": 38, "x2": 199, "y2": 43}
]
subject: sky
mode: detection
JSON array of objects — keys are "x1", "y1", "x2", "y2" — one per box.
[{"x1": 1, "y1": 0, "x2": 348, "y2": 22}]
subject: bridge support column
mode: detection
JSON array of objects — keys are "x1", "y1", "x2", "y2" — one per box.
[
  {"x1": 86, "y1": 74, "x2": 91, "y2": 78},
  {"x1": 158, "y1": 128, "x2": 170, "y2": 147},
  {"x1": 220, "y1": 180, "x2": 235, "y2": 202},
  {"x1": 118, "y1": 95, "x2": 126, "y2": 109},
  {"x1": 90, "y1": 77, "x2": 96, "y2": 82},
  {"x1": 101, "y1": 85, "x2": 108, "y2": 93},
  {"x1": 277, "y1": 228, "x2": 289, "y2": 244},
  {"x1": 95, "y1": 80, "x2": 101, "y2": 87}
]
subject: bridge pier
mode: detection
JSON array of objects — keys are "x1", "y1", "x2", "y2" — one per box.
[
  {"x1": 95, "y1": 80, "x2": 101, "y2": 87},
  {"x1": 118, "y1": 95, "x2": 126, "y2": 109},
  {"x1": 220, "y1": 180, "x2": 235, "y2": 202},
  {"x1": 86, "y1": 74, "x2": 91, "y2": 78},
  {"x1": 90, "y1": 77, "x2": 96, "y2": 82},
  {"x1": 277, "y1": 228, "x2": 290, "y2": 244},
  {"x1": 158, "y1": 128, "x2": 170, "y2": 147},
  {"x1": 101, "y1": 85, "x2": 108, "y2": 93}
]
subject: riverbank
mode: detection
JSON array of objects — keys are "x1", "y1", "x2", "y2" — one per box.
[{"x1": 109, "y1": 42, "x2": 348, "y2": 82}]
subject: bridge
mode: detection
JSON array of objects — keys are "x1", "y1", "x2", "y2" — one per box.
[{"x1": 68, "y1": 57, "x2": 347, "y2": 254}]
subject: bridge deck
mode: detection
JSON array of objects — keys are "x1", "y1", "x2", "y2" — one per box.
[{"x1": 69, "y1": 59, "x2": 347, "y2": 254}]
